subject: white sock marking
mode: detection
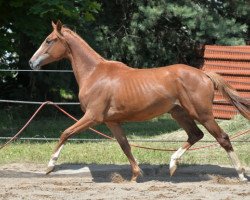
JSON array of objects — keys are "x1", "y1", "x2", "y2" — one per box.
[
  {"x1": 227, "y1": 151, "x2": 247, "y2": 181},
  {"x1": 170, "y1": 147, "x2": 187, "y2": 169},
  {"x1": 48, "y1": 144, "x2": 64, "y2": 167}
]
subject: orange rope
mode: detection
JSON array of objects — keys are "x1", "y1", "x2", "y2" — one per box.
[
  {"x1": 0, "y1": 101, "x2": 249, "y2": 152},
  {"x1": 0, "y1": 101, "x2": 50, "y2": 150}
]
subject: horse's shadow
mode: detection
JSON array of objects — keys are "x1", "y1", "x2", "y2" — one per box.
[
  {"x1": 0, "y1": 163, "x2": 249, "y2": 183},
  {"x1": 85, "y1": 164, "x2": 250, "y2": 183}
]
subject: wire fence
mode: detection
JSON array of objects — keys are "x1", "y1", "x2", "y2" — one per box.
[
  {"x1": 0, "y1": 67, "x2": 229, "y2": 104},
  {"x1": 0, "y1": 137, "x2": 248, "y2": 143},
  {"x1": 0, "y1": 68, "x2": 249, "y2": 143},
  {"x1": 0, "y1": 99, "x2": 80, "y2": 105},
  {"x1": 0, "y1": 99, "x2": 243, "y2": 143},
  {"x1": 0, "y1": 68, "x2": 78, "y2": 105},
  {"x1": 0, "y1": 69, "x2": 73, "y2": 72}
]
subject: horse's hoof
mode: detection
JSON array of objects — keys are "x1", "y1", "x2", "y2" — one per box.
[
  {"x1": 46, "y1": 166, "x2": 55, "y2": 175},
  {"x1": 130, "y1": 168, "x2": 142, "y2": 182},
  {"x1": 130, "y1": 176, "x2": 139, "y2": 183},
  {"x1": 239, "y1": 177, "x2": 248, "y2": 183},
  {"x1": 169, "y1": 158, "x2": 178, "y2": 176},
  {"x1": 169, "y1": 164, "x2": 177, "y2": 177},
  {"x1": 130, "y1": 174, "x2": 139, "y2": 182}
]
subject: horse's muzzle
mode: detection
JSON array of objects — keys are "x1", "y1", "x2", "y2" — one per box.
[
  {"x1": 29, "y1": 59, "x2": 41, "y2": 70},
  {"x1": 29, "y1": 54, "x2": 49, "y2": 70}
]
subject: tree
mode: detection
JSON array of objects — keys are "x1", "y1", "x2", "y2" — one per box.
[
  {"x1": 0, "y1": 0, "x2": 249, "y2": 102},
  {"x1": 94, "y1": 0, "x2": 249, "y2": 68},
  {"x1": 0, "y1": 0, "x2": 101, "y2": 100}
]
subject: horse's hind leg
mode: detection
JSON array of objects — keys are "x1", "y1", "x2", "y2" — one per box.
[
  {"x1": 169, "y1": 106, "x2": 204, "y2": 176},
  {"x1": 106, "y1": 122, "x2": 142, "y2": 182},
  {"x1": 201, "y1": 118, "x2": 247, "y2": 182}
]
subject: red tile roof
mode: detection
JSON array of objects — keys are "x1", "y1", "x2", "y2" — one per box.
[
  {"x1": 214, "y1": 91, "x2": 250, "y2": 104},
  {"x1": 204, "y1": 45, "x2": 250, "y2": 60},
  {"x1": 212, "y1": 105, "x2": 239, "y2": 119},
  {"x1": 202, "y1": 45, "x2": 250, "y2": 119},
  {"x1": 203, "y1": 60, "x2": 250, "y2": 75}
]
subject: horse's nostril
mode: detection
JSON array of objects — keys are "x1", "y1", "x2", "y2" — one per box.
[{"x1": 29, "y1": 60, "x2": 34, "y2": 69}]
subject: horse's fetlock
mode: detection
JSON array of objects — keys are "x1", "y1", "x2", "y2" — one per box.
[
  {"x1": 218, "y1": 133, "x2": 233, "y2": 151},
  {"x1": 198, "y1": 131, "x2": 204, "y2": 140},
  {"x1": 222, "y1": 133, "x2": 230, "y2": 140}
]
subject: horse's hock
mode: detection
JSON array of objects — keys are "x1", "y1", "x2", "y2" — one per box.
[{"x1": 202, "y1": 45, "x2": 250, "y2": 119}]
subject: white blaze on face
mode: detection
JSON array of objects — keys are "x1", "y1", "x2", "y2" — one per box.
[
  {"x1": 29, "y1": 41, "x2": 50, "y2": 70},
  {"x1": 32, "y1": 54, "x2": 50, "y2": 70}
]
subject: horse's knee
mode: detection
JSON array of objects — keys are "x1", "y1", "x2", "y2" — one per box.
[{"x1": 217, "y1": 133, "x2": 233, "y2": 151}]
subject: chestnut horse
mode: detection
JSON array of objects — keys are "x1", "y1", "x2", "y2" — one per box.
[{"x1": 29, "y1": 21, "x2": 249, "y2": 182}]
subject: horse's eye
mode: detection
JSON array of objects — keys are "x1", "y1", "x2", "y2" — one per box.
[{"x1": 46, "y1": 39, "x2": 53, "y2": 44}]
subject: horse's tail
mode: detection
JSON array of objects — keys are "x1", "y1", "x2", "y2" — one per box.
[{"x1": 204, "y1": 71, "x2": 250, "y2": 120}]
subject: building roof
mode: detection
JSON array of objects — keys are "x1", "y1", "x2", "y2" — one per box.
[
  {"x1": 202, "y1": 45, "x2": 250, "y2": 119},
  {"x1": 204, "y1": 45, "x2": 250, "y2": 60}
]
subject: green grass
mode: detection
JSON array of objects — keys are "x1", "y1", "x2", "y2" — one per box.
[
  {"x1": 0, "y1": 105, "x2": 180, "y2": 139},
  {"x1": 0, "y1": 140, "x2": 249, "y2": 166},
  {"x1": 0, "y1": 105, "x2": 249, "y2": 166}
]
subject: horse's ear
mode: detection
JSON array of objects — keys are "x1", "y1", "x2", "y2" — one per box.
[
  {"x1": 52, "y1": 21, "x2": 56, "y2": 29},
  {"x1": 56, "y1": 20, "x2": 63, "y2": 34}
]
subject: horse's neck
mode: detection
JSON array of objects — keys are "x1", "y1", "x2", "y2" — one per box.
[{"x1": 65, "y1": 32, "x2": 104, "y2": 87}]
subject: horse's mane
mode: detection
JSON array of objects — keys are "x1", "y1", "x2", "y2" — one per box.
[{"x1": 61, "y1": 26, "x2": 104, "y2": 61}]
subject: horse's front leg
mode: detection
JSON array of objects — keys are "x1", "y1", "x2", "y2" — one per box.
[
  {"x1": 106, "y1": 122, "x2": 142, "y2": 182},
  {"x1": 46, "y1": 111, "x2": 97, "y2": 174}
]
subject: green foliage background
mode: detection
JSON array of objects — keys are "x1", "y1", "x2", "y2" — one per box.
[{"x1": 0, "y1": 0, "x2": 249, "y2": 102}]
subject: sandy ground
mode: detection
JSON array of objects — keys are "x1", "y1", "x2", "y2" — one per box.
[{"x1": 0, "y1": 163, "x2": 249, "y2": 200}]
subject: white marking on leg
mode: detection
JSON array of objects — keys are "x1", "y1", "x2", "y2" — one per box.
[
  {"x1": 227, "y1": 151, "x2": 247, "y2": 182},
  {"x1": 169, "y1": 147, "x2": 187, "y2": 175},
  {"x1": 134, "y1": 157, "x2": 139, "y2": 165},
  {"x1": 170, "y1": 147, "x2": 187, "y2": 168},
  {"x1": 48, "y1": 144, "x2": 64, "y2": 168}
]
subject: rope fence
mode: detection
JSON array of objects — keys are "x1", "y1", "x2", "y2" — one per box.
[
  {"x1": 0, "y1": 137, "x2": 248, "y2": 143},
  {"x1": 0, "y1": 69, "x2": 249, "y2": 145},
  {"x1": 0, "y1": 98, "x2": 249, "y2": 151},
  {"x1": 0, "y1": 97, "x2": 228, "y2": 105},
  {"x1": 0, "y1": 100, "x2": 249, "y2": 144}
]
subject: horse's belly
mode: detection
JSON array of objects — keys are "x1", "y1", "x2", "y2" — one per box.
[
  {"x1": 106, "y1": 98, "x2": 175, "y2": 122},
  {"x1": 126, "y1": 102, "x2": 175, "y2": 121}
]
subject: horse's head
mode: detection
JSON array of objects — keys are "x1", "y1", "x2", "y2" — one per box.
[{"x1": 29, "y1": 20, "x2": 69, "y2": 70}]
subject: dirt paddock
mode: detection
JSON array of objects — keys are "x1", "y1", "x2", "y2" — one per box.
[{"x1": 0, "y1": 163, "x2": 249, "y2": 200}]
